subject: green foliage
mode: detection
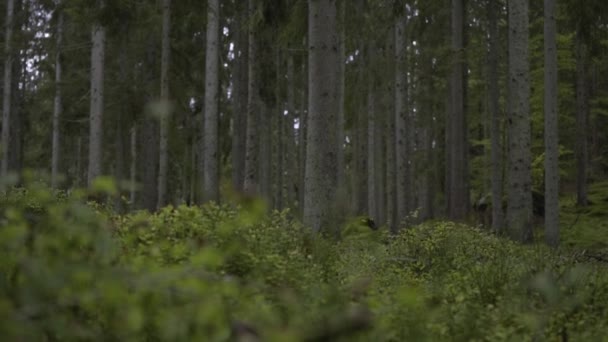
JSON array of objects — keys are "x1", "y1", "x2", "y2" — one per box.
[{"x1": 1, "y1": 185, "x2": 608, "y2": 340}]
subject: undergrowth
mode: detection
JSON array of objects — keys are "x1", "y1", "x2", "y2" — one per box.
[{"x1": 1, "y1": 183, "x2": 607, "y2": 341}]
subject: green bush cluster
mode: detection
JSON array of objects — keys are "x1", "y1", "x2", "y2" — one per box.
[{"x1": 1, "y1": 185, "x2": 608, "y2": 341}]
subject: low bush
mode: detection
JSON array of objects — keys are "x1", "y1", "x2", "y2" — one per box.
[{"x1": 1, "y1": 184, "x2": 607, "y2": 341}]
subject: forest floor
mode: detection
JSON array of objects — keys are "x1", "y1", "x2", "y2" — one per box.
[{"x1": 560, "y1": 181, "x2": 608, "y2": 251}]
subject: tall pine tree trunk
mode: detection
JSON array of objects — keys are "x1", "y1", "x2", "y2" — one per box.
[
  {"x1": 336, "y1": 0, "x2": 346, "y2": 193},
  {"x1": 203, "y1": 0, "x2": 220, "y2": 202},
  {"x1": 243, "y1": 0, "x2": 259, "y2": 195},
  {"x1": 448, "y1": 0, "x2": 468, "y2": 220},
  {"x1": 544, "y1": 0, "x2": 559, "y2": 247},
  {"x1": 367, "y1": 82, "x2": 377, "y2": 222},
  {"x1": 507, "y1": 0, "x2": 533, "y2": 243},
  {"x1": 231, "y1": 4, "x2": 248, "y2": 193},
  {"x1": 87, "y1": 0, "x2": 106, "y2": 186},
  {"x1": 51, "y1": 1, "x2": 63, "y2": 188},
  {"x1": 395, "y1": 10, "x2": 408, "y2": 226},
  {"x1": 487, "y1": 0, "x2": 504, "y2": 233},
  {"x1": 1, "y1": 0, "x2": 16, "y2": 183},
  {"x1": 575, "y1": 28, "x2": 588, "y2": 207},
  {"x1": 157, "y1": 0, "x2": 172, "y2": 208},
  {"x1": 304, "y1": 0, "x2": 338, "y2": 232}
]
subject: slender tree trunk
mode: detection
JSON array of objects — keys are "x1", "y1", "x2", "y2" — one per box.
[
  {"x1": 259, "y1": 101, "x2": 271, "y2": 204},
  {"x1": 275, "y1": 50, "x2": 284, "y2": 210},
  {"x1": 129, "y1": 126, "x2": 137, "y2": 207},
  {"x1": 87, "y1": 0, "x2": 106, "y2": 186},
  {"x1": 243, "y1": 0, "x2": 259, "y2": 195},
  {"x1": 157, "y1": 0, "x2": 172, "y2": 208},
  {"x1": 1, "y1": 0, "x2": 16, "y2": 183},
  {"x1": 286, "y1": 54, "x2": 297, "y2": 209},
  {"x1": 298, "y1": 59, "x2": 307, "y2": 215},
  {"x1": 367, "y1": 83, "x2": 377, "y2": 222},
  {"x1": 575, "y1": 28, "x2": 588, "y2": 207},
  {"x1": 51, "y1": 2, "x2": 63, "y2": 188},
  {"x1": 231, "y1": 4, "x2": 248, "y2": 193},
  {"x1": 544, "y1": 0, "x2": 559, "y2": 247},
  {"x1": 488, "y1": 0, "x2": 504, "y2": 233},
  {"x1": 336, "y1": 0, "x2": 346, "y2": 193},
  {"x1": 395, "y1": 10, "x2": 408, "y2": 226},
  {"x1": 507, "y1": 0, "x2": 533, "y2": 243},
  {"x1": 354, "y1": 66, "x2": 368, "y2": 216},
  {"x1": 448, "y1": 0, "x2": 468, "y2": 220},
  {"x1": 386, "y1": 25, "x2": 396, "y2": 231},
  {"x1": 139, "y1": 35, "x2": 160, "y2": 211},
  {"x1": 304, "y1": 0, "x2": 338, "y2": 232},
  {"x1": 203, "y1": 0, "x2": 220, "y2": 203}
]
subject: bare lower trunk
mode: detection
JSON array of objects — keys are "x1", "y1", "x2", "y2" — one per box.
[
  {"x1": 544, "y1": 0, "x2": 559, "y2": 247},
  {"x1": 488, "y1": 0, "x2": 504, "y2": 233},
  {"x1": 231, "y1": 4, "x2": 248, "y2": 193},
  {"x1": 395, "y1": 10, "x2": 408, "y2": 226},
  {"x1": 507, "y1": 0, "x2": 533, "y2": 243},
  {"x1": 87, "y1": 0, "x2": 106, "y2": 186},
  {"x1": 129, "y1": 126, "x2": 137, "y2": 206},
  {"x1": 243, "y1": 0, "x2": 259, "y2": 195},
  {"x1": 157, "y1": 0, "x2": 172, "y2": 208},
  {"x1": 575, "y1": 28, "x2": 588, "y2": 207},
  {"x1": 51, "y1": 3, "x2": 63, "y2": 188},
  {"x1": 1, "y1": 0, "x2": 16, "y2": 182},
  {"x1": 304, "y1": 0, "x2": 338, "y2": 232},
  {"x1": 367, "y1": 84, "x2": 377, "y2": 221},
  {"x1": 448, "y1": 0, "x2": 468, "y2": 220},
  {"x1": 203, "y1": 0, "x2": 220, "y2": 203}
]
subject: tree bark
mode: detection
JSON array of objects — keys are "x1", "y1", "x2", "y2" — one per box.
[
  {"x1": 544, "y1": 0, "x2": 559, "y2": 247},
  {"x1": 507, "y1": 0, "x2": 533, "y2": 243},
  {"x1": 336, "y1": 0, "x2": 346, "y2": 193},
  {"x1": 304, "y1": 0, "x2": 338, "y2": 232},
  {"x1": 157, "y1": 0, "x2": 172, "y2": 208},
  {"x1": 231, "y1": 3, "x2": 248, "y2": 193},
  {"x1": 367, "y1": 82, "x2": 377, "y2": 222},
  {"x1": 243, "y1": 0, "x2": 259, "y2": 195},
  {"x1": 488, "y1": 0, "x2": 504, "y2": 233},
  {"x1": 448, "y1": 0, "x2": 468, "y2": 220},
  {"x1": 51, "y1": 1, "x2": 63, "y2": 188},
  {"x1": 575, "y1": 27, "x2": 588, "y2": 207},
  {"x1": 395, "y1": 10, "x2": 408, "y2": 226},
  {"x1": 203, "y1": 0, "x2": 220, "y2": 203},
  {"x1": 1, "y1": 0, "x2": 16, "y2": 183},
  {"x1": 285, "y1": 54, "x2": 297, "y2": 209},
  {"x1": 87, "y1": 0, "x2": 106, "y2": 186}
]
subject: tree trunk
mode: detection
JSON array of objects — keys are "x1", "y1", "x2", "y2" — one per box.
[
  {"x1": 157, "y1": 0, "x2": 172, "y2": 208},
  {"x1": 243, "y1": 0, "x2": 259, "y2": 196},
  {"x1": 336, "y1": 0, "x2": 346, "y2": 193},
  {"x1": 507, "y1": 0, "x2": 533, "y2": 243},
  {"x1": 1, "y1": 0, "x2": 16, "y2": 183},
  {"x1": 386, "y1": 24, "x2": 396, "y2": 231},
  {"x1": 87, "y1": 0, "x2": 106, "y2": 186},
  {"x1": 304, "y1": 0, "x2": 338, "y2": 232},
  {"x1": 395, "y1": 10, "x2": 408, "y2": 226},
  {"x1": 139, "y1": 35, "x2": 159, "y2": 211},
  {"x1": 448, "y1": 0, "x2": 468, "y2": 220},
  {"x1": 487, "y1": 0, "x2": 504, "y2": 233},
  {"x1": 298, "y1": 58, "x2": 307, "y2": 215},
  {"x1": 51, "y1": 1, "x2": 63, "y2": 188},
  {"x1": 285, "y1": 54, "x2": 297, "y2": 209},
  {"x1": 367, "y1": 82, "x2": 377, "y2": 222},
  {"x1": 129, "y1": 125, "x2": 137, "y2": 207},
  {"x1": 575, "y1": 28, "x2": 588, "y2": 207},
  {"x1": 203, "y1": 0, "x2": 220, "y2": 203},
  {"x1": 544, "y1": 0, "x2": 559, "y2": 247},
  {"x1": 231, "y1": 3, "x2": 248, "y2": 193}
]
